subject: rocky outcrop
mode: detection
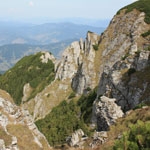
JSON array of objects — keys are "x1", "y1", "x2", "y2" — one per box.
[
  {"x1": 22, "y1": 83, "x2": 32, "y2": 102},
  {"x1": 55, "y1": 32, "x2": 100, "y2": 94},
  {"x1": 40, "y1": 51, "x2": 56, "y2": 64},
  {"x1": 67, "y1": 129, "x2": 87, "y2": 148},
  {"x1": 0, "y1": 90, "x2": 51, "y2": 150},
  {"x1": 0, "y1": 137, "x2": 18, "y2": 150},
  {"x1": 92, "y1": 9, "x2": 150, "y2": 128},
  {"x1": 97, "y1": 50, "x2": 150, "y2": 111},
  {"x1": 90, "y1": 131, "x2": 108, "y2": 148},
  {"x1": 92, "y1": 96, "x2": 124, "y2": 131}
]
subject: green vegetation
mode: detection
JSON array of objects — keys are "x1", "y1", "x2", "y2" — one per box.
[
  {"x1": 117, "y1": 0, "x2": 150, "y2": 24},
  {"x1": 113, "y1": 120, "x2": 150, "y2": 150},
  {"x1": 78, "y1": 88, "x2": 97, "y2": 124},
  {"x1": 147, "y1": 46, "x2": 150, "y2": 51},
  {"x1": 100, "y1": 107, "x2": 150, "y2": 150},
  {"x1": 0, "y1": 52, "x2": 55, "y2": 105},
  {"x1": 36, "y1": 89, "x2": 97, "y2": 146},
  {"x1": 127, "y1": 68, "x2": 136, "y2": 76},
  {"x1": 85, "y1": 87, "x2": 92, "y2": 92},
  {"x1": 68, "y1": 91, "x2": 76, "y2": 99},
  {"x1": 133, "y1": 103, "x2": 147, "y2": 110},
  {"x1": 121, "y1": 53, "x2": 130, "y2": 60},
  {"x1": 36, "y1": 100, "x2": 88, "y2": 146},
  {"x1": 135, "y1": 50, "x2": 141, "y2": 57},
  {"x1": 93, "y1": 44, "x2": 99, "y2": 51},
  {"x1": 141, "y1": 30, "x2": 150, "y2": 37}
]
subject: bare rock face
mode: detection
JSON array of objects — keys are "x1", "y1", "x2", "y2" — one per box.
[
  {"x1": 22, "y1": 83, "x2": 32, "y2": 102},
  {"x1": 0, "y1": 139, "x2": 5, "y2": 150},
  {"x1": 92, "y1": 9, "x2": 150, "y2": 128},
  {"x1": 92, "y1": 96, "x2": 124, "y2": 131},
  {"x1": 136, "y1": 51, "x2": 150, "y2": 71},
  {"x1": 40, "y1": 51, "x2": 56, "y2": 64},
  {"x1": 0, "y1": 90, "x2": 51, "y2": 150},
  {"x1": 97, "y1": 50, "x2": 150, "y2": 111},
  {"x1": 55, "y1": 32, "x2": 100, "y2": 94},
  {"x1": 55, "y1": 41, "x2": 82, "y2": 80}
]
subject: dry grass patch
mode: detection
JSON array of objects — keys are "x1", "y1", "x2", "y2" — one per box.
[
  {"x1": 100, "y1": 107, "x2": 150, "y2": 150},
  {"x1": 0, "y1": 126, "x2": 12, "y2": 146},
  {"x1": 0, "y1": 89, "x2": 14, "y2": 103},
  {"x1": 7, "y1": 124, "x2": 42, "y2": 150}
]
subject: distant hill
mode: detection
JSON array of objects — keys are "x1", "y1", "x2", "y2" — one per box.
[
  {"x1": 0, "y1": 22, "x2": 105, "y2": 73},
  {"x1": 0, "y1": 39, "x2": 75, "y2": 73},
  {"x1": 0, "y1": 22, "x2": 105, "y2": 45}
]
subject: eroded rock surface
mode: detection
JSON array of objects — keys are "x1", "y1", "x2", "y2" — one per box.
[{"x1": 0, "y1": 90, "x2": 51, "y2": 150}]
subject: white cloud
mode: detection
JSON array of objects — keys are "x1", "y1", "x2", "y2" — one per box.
[{"x1": 29, "y1": 1, "x2": 34, "y2": 7}]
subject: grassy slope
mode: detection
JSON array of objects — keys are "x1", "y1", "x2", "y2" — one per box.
[
  {"x1": 99, "y1": 107, "x2": 150, "y2": 150},
  {"x1": 117, "y1": 0, "x2": 150, "y2": 24},
  {"x1": 35, "y1": 89, "x2": 97, "y2": 146},
  {"x1": 0, "y1": 52, "x2": 55, "y2": 105}
]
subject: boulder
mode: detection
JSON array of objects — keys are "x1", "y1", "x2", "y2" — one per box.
[
  {"x1": 93, "y1": 96, "x2": 124, "y2": 131},
  {"x1": 67, "y1": 129, "x2": 87, "y2": 147}
]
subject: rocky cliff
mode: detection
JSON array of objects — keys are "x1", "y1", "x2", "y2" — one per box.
[
  {"x1": 96, "y1": 9, "x2": 149, "y2": 104},
  {"x1": 92, "y1": 6, "x2": 150, "y2": 129},
  {"x1": 55, "y1": 31, "x2": 100, "y2": 94}
]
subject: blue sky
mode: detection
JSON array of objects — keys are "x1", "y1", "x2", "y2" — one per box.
[{"x1": 0, "y1": 0, "x2": 137, "y2": 23}]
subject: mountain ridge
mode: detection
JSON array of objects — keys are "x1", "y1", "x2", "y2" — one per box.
[
  {"x1": 0, "y1": 0, "x2": 150, "y2": 149},
  {"x1": 0, "y1": 22, "x2": 105, "y2": 46},
  {"x1": 0, "y1": 39, "x2": 75, "y2": 73}
]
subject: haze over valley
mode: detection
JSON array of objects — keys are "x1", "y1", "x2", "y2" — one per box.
[{"x1": 0, "y1": 21, "x2": 105, "y2": 73}]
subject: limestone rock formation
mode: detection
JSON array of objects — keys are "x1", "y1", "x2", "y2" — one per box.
[
  {"x1": 40, "y1": 51, "x2": 56, "y2": 64},
  {"x1": 56, "y1": 32, "x2": 100, "y2": 94},
  {"x1": 97, "y1": 49, "x2": 150, "y2": 111},
  {"x1": 92, "y1": 8, "x2": 150, "y2": 128},
  {"x1": 67, "y1": 129, "x2": 87, "y2": 148},
  {"x1": 90, "y1": 131, "x2": 108, "y2": 148},
  {"x1": 0, "y1": 90, "x2": 51, "y2": 150},
  {"x1": 92, "y1": 96, "x2": 124, "y2": 131}
]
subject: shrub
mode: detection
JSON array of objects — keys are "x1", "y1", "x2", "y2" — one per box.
[
  {"x1": 68, "y1": 92, "x2": 76, "y2": 99},
  {"x1": 93, "y1": 44, "x2": 99, "y2": 51},
  {"x1": 135, "y1": 50, "x2": 141, "y2": 57},
  {"x1": 113, "y1": 120, "x2": 150, "y2": 150},
  {"x1": 86, "y1": 87, "x2": 91, "y2": 92},
  {"x1": 121, "y1": 53, "x2": 129, "y2": 60},
  {"x1": 133, "y1": 103, "x2": 147, "y2": 110},
  {"x1": 128, "y1": 68, "x2": 136, "y2": 76},
  {"x1": 141, "y1": 30, "x2": 150, "y2": 37},
  {"x1": 78, "y1": 88, "x2": 97, "y2": 124}
]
